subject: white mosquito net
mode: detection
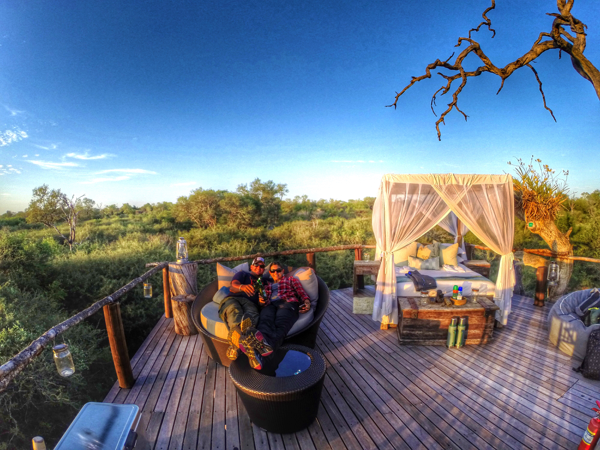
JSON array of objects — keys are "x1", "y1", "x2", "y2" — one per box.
[{"x1": 372, "y1": 174, "x2": 515, "y2": 326}]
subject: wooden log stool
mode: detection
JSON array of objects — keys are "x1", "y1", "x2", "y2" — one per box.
[
  {"x1": 172, "y1": 294, "x2": 198, "y2": 335},
  {"x1": 169, "y1": 262, "x2": 199, "y2": 336}
]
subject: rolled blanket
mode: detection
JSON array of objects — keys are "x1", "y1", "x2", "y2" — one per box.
[{"x1": 406, "y1": 270, "x2": 437, "y2": 292}]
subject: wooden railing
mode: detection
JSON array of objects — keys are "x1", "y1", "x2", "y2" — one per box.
[{"x1": 0, "y1": 244, "x2": 375, "y2": 393}]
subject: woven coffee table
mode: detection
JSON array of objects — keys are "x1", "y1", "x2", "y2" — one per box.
[{"x1": 228, "y1": 344, "x2": 326, "y2": 434}]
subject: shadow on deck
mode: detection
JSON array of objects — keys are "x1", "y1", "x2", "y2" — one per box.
[{"x1": 104, "y1": 288, "x2": 600, "y2": 450}]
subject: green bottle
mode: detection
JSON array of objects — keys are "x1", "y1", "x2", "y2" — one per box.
[
  {"x1": 456, "y1": 317, "x2": 467, "y2": 348},
  {"x1": 254, "y1": 277, "x2": 265, "y2": 298},
  {"x1": 447, "y1": 317, "x2": 458, "y2": 348}
]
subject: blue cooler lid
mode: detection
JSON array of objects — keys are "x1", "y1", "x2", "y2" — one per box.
[{"x1": 54, "y1": 402, "x2": 139, "y2": 450}]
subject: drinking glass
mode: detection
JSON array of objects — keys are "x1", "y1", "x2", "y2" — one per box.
[
  {"x1": 471, "y1": 287, "x2": 479, "y2": 303},
  {"x1": 144, "y1": 282, "x2": 152, "y2": 298},
  {"x1": 364, "y1": 253, "x2": 370, "y2": 261}
]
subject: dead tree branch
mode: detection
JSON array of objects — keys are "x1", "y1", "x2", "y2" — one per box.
[{"x1": 388, "y1": 0, "x2": 600, "y2": 140}]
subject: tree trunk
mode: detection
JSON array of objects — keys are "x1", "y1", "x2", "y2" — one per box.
[
  {"x1": 168, "y1": 262, "x2": 198, "y2": 297},
  {"x1": 528, "y1": 219, "x2": 573, "y2": 299}
]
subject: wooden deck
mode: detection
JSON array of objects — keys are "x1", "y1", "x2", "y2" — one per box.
[{"x1": 104, "y1": 288, "x2": 600, "y2": 450}]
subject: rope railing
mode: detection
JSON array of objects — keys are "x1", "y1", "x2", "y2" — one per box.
[
  {"x1": 467, "y1": 243, "x2": 600, "y2": 264},
  {"x1": 0, "y1": 262, "x2": 168, "y2": 393}
]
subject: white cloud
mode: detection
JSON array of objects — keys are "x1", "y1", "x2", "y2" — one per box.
[
  {"x1": 22, "y1": 154, "x2": 28, "y2": 158},
  {"x1": 81, "y1": 175, "x2": 131, "y2": 184},
  {"x1": 0, "y1": 128, "x2": 28, "y2": 147},
  {"x1": 65, "y1": 152, "x2": 114, "y2": 160},
  {"x1": 33, "y1": 144, "x2": 58, "y2": 150},
  {"x1": 28, "y1": 160, "x2": 79, "y2": 170},
  {"x1": 0, "y1": 166, "x2": 21, "y2": 175},
  {"x1": 96, "y1": 169, "x2": 157, "y2": 175},
  {"x1": 171, "y1": 181, "x2": 197, "y2": 187},
  {"x1": 1, "y1": 193, "x2": 10, "y2": 196},
  {"x1": 3, "y1": 104, "x2": 25, "y2": 116}
]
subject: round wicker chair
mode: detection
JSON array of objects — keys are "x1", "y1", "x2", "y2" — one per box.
[{"x1": 191, "y1": 273, "x2": 330, "y2": 367}]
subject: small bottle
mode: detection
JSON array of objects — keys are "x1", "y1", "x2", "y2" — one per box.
[
  {"x1": 447, "y1": 317, "x2": 458, "y2": 348},
  {"x1": 53, "y1": 344, "x2": 75, "y2": 377},
  {"x1": 254, "y1": 277, "x2": 265, "y2": 298},
  {"x1": 32, "y1": 437, "x2": 46, "y2": 450},
  {"x1": 452, "y1": 285, "x2": 458, "y2": 299},
  {"x1": 456, "y1": 317, "x2": 467, "y2": 348},
  {"x1": 457, "y1": 287, "x2": 463, "y2": 301}
]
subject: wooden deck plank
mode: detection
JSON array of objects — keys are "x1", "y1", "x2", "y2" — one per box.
[{"x1": 104, "y1": 288, "x2": 593, "y2": 450}]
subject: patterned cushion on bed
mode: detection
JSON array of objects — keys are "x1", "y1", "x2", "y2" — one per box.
[
  {"x1": 393, "y1": 242, "x2": 418, "y2": 266},
  {"x1": 408, "y1": 255, "x2": 440, "y2": 270},
  {"x1": 439, "y1": 243, "x2": 459, "y2": 266}
]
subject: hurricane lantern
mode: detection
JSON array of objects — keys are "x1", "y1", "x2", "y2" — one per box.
[
  {"x1": 176, "y1": 237, "x2": 188, "y2": 263},
  {"x1": 547, "y1": 261, "x2": 560, "y2": 287},
  {"x1": 53, "y1": 343, "x2": 75, "y2": 377}
]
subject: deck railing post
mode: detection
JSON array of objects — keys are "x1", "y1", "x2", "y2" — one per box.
[
  {"x1": 306, "y1": 253, "x2": 316, "y2": 272},
  {"x1": 163, "y1": 266, "x2": 172, "y2": 318},
  {"x1": 534, "y1": 266, "x2": 548, "y2": 307},
  {"x1": 354, "y1": 248, "x2": 365, "y2": 290},
  {"x1": 103, "y1": 302, "x2": 134, "y2": 389}
]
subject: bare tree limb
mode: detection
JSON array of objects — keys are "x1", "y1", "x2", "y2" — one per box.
[{"x1": 389, "y1": 0, "x2": 600, "y2": 139}]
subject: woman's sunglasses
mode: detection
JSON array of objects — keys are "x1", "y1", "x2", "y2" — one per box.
[{"x1": 270, "y1": 268, "x2": 283, "y2": 273}]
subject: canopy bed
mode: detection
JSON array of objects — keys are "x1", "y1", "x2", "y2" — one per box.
[{"x1": 372, "y1": 173, "x2": 516, "y2": 328}]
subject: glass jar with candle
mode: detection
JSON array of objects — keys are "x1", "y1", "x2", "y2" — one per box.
[
  {"x1": 176, "y1": 237, "x2": 188, "y2": 263},
  {"x1": 53, "y1": 344, "x2": 75, "y2": 377},
  {"x1": 143, "y1": 282, "x2": 152, "y2": 298}
]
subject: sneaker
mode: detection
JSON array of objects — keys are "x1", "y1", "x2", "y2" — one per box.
[
  {"x1": 226, "y1": 345, "x2": 239, "y2": 361},
  {"x1": 245, "y1": 346, "x2": 263, "y2": 370},
  {"x1": 228, "y1": 327, "x2": 243, "y2": 349},
  {"x1": 243, "y1": 328, "x2": 273, "y2": 357}
]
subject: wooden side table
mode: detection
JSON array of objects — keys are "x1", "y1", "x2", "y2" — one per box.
[
  {"x1": 353, "y1": 260, "x2": 380, "y2": 294},
  {"x1": 463, "y1": 260, "x2": 491, "y2": 278}
]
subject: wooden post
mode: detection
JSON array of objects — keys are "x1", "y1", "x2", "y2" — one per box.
[
  {"x1": 169, "y1": 262, "x2": 198, "y2": 297},
  {"x1": 355, "y1": 248, "x2": 365, "y2": 290},
  {"x1": 103, "y1": 302, "x2": 134, "y2": 389},
  {"x1": 534, "y1": 266, "x2": 548, "y2": 307},
  {"x1": 456, "y1": 217, "x2": 464, "y2": 249},
  {"x1": 163, "y1": 266, "x2": 172, "y2": 319},
  {"x1": 465, "y1": 243, "x2": 473, "y2": 260},
  {"x1": 306, "y1": 253, "x2": 316, "y2": 272},
  {"x1": 171, "y1": 295, "x2": 198, "y2": 335}
]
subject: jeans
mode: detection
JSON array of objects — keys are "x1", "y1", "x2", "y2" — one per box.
[{"x1": 257, "y1": 300, "x2": 300, "y2": 350}]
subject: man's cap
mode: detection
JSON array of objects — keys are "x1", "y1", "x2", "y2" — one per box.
[{"x1": 252, "y1": 257, "x2": 265, "y2": 266}]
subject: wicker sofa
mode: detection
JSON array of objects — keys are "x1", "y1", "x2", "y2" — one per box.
[
  {"x1": 548, "y1": 288, "x2": 600, "y2": 367},
  {"x1": 191, "y1": 273, "x2": 330, "y2": 367}
]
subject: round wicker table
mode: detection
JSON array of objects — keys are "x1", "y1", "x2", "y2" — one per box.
[{"x1": 228, "y1": 344, "x2": 326, "y2": 434}]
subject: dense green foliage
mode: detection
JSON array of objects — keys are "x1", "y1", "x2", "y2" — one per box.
[{"x1": 2, "y1": 182, "x2": 600, "y2": 448}]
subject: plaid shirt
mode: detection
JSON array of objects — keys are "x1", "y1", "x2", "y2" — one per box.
[{"x1": 264, "y1": 275, "x2": 310, "y2": 304}]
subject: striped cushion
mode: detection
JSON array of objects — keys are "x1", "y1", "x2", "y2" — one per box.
[{"x1": 216, "y1": 262, "x2": 249, "y2": 290}]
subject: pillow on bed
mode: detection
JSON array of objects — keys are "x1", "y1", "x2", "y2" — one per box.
[
  {"x1": 408, "y1": 255, "x2": 440, "y2": 270},
  {"x1": 439, "y1": 243, "x2": 459, "y2": 266},
  {"x1": 216, "y1": 262, "x2": 249, "y2": 290},
  {"x1": 393, "y1": 242, "x2": 418, "y2": 266},
  {"x1": 417, "y1": 241, "x2": 440, "y2": 260}
]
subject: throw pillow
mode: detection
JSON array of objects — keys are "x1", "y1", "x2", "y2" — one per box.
[
  {"x1": 289, "y1": 267, "x2": 319, "y2": 307},
  {"x1": 216, "y1": 262, "x2": 249, "y2": 290},
  {"x1": 417, "y1": 241, "x2": 440, "y2": 260},
  {"x1": 393, "y1": 241, "x2": 418, "y2": 266},
  {"x1": 212, "y1": 286, "x2": 232, "y2": 304},
  {"x1": 439, "y1": 243, "x2": 459, "y2": 266},
  {"x1": 408, "y1": 255, "x2": 440, "y2": 270}
]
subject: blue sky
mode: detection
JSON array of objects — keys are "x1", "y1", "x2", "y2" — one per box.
[{"x1": 1, "y1": 0, "x2": 599, "y2": 213}]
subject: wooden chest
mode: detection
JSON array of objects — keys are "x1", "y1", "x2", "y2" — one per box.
[{"x1": 398, "y1": 296, "x2": 499, "y2": 346}]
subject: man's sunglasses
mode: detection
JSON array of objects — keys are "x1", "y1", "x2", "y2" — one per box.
[
  {"x1": 270, "y1": 268, "x2": 283, "y2": 273},
  {"x1": 253, "y1": 264, "x2": 265, "y2": 269}
]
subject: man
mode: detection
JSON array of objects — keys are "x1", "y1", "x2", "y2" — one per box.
[
  {"x1": 218, "y1": 257, "x2": 272, "y2": 360},
  {"x1": 244, "y1": 261, "x2": 311, "y2": 369}
]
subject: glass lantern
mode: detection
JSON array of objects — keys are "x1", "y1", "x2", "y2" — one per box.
[
  {"x1": 53, "y1": 343, "x2": 75, "y2": 377},
  {"x1": 176, "y1": 237, "x2": 188, "y2": 263},
  {"x1": 547, "y1": 261, "x2": 560, "y2": 287},
  {"x1": 143, "y1": 282, "x2": 152, "y2": 298}
]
